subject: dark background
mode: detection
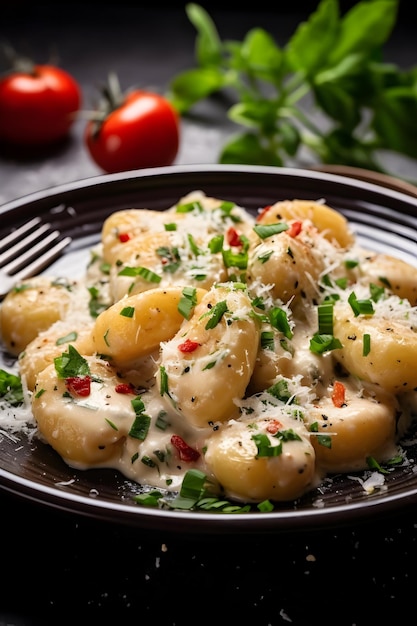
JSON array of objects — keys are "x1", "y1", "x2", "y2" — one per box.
[
  {"x1": 1, "y1": 1, "x2": 415, "y2": 205},
  {"x1": 1, "y1": 3, "x2": 417, "y2": 625}
]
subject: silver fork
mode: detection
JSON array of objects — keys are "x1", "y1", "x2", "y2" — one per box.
[{"x1": 0, "y1": 216, "x2": 72, "y2": 299}]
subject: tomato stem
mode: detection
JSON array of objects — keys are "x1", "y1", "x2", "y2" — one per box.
[{"x1": 1, "y1": 42, "x2": 36, "y2": 76}]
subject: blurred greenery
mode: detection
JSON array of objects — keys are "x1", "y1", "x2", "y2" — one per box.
[{"x1": 168, "y1": 0, "x2": 417, "y2": 182}]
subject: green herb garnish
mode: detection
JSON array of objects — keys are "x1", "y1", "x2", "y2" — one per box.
[{"x1": 169, "y1": 1, "x2": 416, "y2": 180}]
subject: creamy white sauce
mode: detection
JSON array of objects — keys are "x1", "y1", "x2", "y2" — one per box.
[{"x1": 2, "y1": 192, "x2": 417, "y2": 505}]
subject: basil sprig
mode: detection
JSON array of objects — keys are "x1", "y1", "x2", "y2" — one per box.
[{"x1": 169, "y1": 1, "x2": 417, "y2": 181}]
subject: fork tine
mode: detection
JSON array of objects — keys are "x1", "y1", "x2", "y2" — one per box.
[
  {"x1": 7, "y1": 236, "x2": 73, "y2": 283},
  {"x1": 0, "y1": 222, "x2": 52, "y2": 265},
  {"x1": 0, "y1": 216, "x2": 42, "y2": 252},
  {"x1": 2, "y1": 230, "x2": 61, "y2": 274}
]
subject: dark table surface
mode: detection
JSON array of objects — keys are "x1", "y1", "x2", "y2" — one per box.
[{"x1": 1, "y1": 3, "x2": 417, "y2": 625}]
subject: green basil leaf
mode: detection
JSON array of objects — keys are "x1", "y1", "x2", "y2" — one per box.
[
  {"x1": 372, "y1": 87, "x2": 417, "y2": 158},
  {"x1": 241, "y1": 28, "x2": 283, "y2": 78},
  {"x1": 169, "y1": 67, "x2": 226, "y2": 113},
  {"x1": 286, "y1": 0, "x2": 339, "y2": 75},
  {"x1": 220, "y1": 132, "x2": 283, "y2": 167},
  {"x1": 328, "y1": 0, "x2": 398, "y2": 66},
  {"x1": 186, "y1": 2, "x2": 223, "y2": 67}
]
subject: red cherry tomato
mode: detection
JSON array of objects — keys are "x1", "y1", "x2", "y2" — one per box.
[
  {"x1": 85, "y1": 87, "x2": 180, "y2": 174},
  {"x1": 0, "y1": 64, "x2": 81, "y2": 146}
]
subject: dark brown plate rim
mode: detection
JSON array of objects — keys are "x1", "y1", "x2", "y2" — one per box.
[{"x1": 1, "y1": 163, "x2": 417, "y2": 534}]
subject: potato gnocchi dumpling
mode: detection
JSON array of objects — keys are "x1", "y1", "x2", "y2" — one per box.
[
  {"x1": 158, "y1": 282, "x2": 260, "y2": 427},
  {"x1": 19, "y1": 321, "x2": 95, "y2": 391},
  {"x1": 101, "y1": 191, "x2": 254, "y2": 301},
  {"x1": 205, "y1": 411, "x2": 316, "y2": 502},
  {"x1": 92, "y1": 286, "x2": 207, "y2": 367},
  {"x1": 247, "y1": 205, "x2": 347, "y2": 310},
  {"x1": 256, "y1": 199, "x2": 355, "y2": 248},
  {"x1": 2, "y1": 190, "x2": 417, "y2": 508},
  {"x1": 358, "y1": 252, "x2": 417, "y2": 306},
  {"x1": 247, "y1": 229, "x2": 326, "y2": 307},
  {"x1": 333, "y1": 299, "x2": 417, "y2": 393},
  {"x1": 33, "y1": 356, "x2": 135, "y2": 466},
  {"x1": 102, "y1": 209, "x2": 170, "y2": 264},
  {"x1": 0, "y1": 276, "x2": 75, "y2": 356},
  {"x1": 306, "y1": 381, "x2": 399, "y2": 472}
]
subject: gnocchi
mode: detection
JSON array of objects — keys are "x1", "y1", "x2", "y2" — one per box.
[
  {"x1": 0, "y1": 276, "x2": 75, "y2": 356},
  {"x1": 305, "y1": 380, "x2": 398, "y2": 472},
  {"x1": 19, "y1": 321, "x2": 95, "y2": 391},
  {"x1": 158, "y1": 282, "x2": 260, "y2": 426},
  {"x1": 332, "y1": 298, "x2": 417, "y2": 393},
  {"x1": 2, "y1": 191, "x2": 417, "y2": 509},
  {"x1": 204, "y1": 396, "x2": 317, "y2": 502},
  {"x1": 33, "y1": 356, "x2": 135, "y2": 465},
  {"x1": 256, "y1": 199, "x2": 355, "y2": 248},
  {"x1": 92, "y1": 286, "x2": 207, "y2": 367}
]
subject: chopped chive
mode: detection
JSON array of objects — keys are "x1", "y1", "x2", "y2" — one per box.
[
  {"x1": 269, "y1": 307, "x2": 293, "y2": 339},
  {"x1": 0, "y1": 369, "x2": 24, "y2": 405},
  {"x1": 253, "y1": 223, "x2": 289, "y2": 239},
  {"x1": 54, "y1": 345, "x2": 90, "y2": 378},
  {"x1": 129, "y1": 396, "x2": 151, "y2": 440},
  {"x1": 366, "y1": 456, "x2": 389, "y2": 474},
  {"x1": 219, "y1": 200, "x2": 237, "y2": 218},
  {"x1": 202, "y1": 360, "x2": 217, "y2": 371},
  {"x1": 378, "y1": 276, "x2": 392, "y2": 288},
  {"x1": 267, "y1": 379, "x2": 293, "y2": 403},
  {"x1": 141, "y1": 455, "x2": 157, "y2": 468},
  {"x1": 335, "y1": 277, "x2": 348, "y2": 289},
  {"x1": 309, "y1": 333, "x2": 342, "y2": 354},
  {"x1": 369, "y1": 283, "x2": 385, "y2": 302},
  {"x1": 317, "y1": 302, "x2": 334, "y2": 335},
  {"x1": 222, "y1": 248, "x2": 248, "y2": 269},
  {"x1": 344, "y1": 259, "x2": 359, "y2": 269},
  {"x1": 187, "y1": 233, "x2": 202, "y2": 256},
  {"x1": 252, "y1": 433, "x2": 283, "y2": 458},
  {"x1": 56, "y1": 331, "x2": 78, "y2": 346},
  {"x1": 159, "y1": 366, "x2": 169, "y2": 396},
  {"x1": 118, "y1": 266, "x2": 161, "y2": 283},
  {"x1": 348, "y1": 291, "x2": 374, "y2": 316},
  {"x1": 176, "y1": 200, "x2": 203, "y2": 213},
  {"x1": 363, "y1": 333, "x2": 371, "y2": 356},
  {"x1": 179, "y1": 468, "x2": 207, "y2": 499},
  {"x1": 204, "y1": 300, "x2": 228, "y2": 329},
  {"x1": 258, "y1": 250, "x2": 273, "y2": 264},
  {"x1": 105, "y1": 418, "x2": 118, "y2": 431},
  {"x1": 317, "y1": 434, "x2": 332, "y2": 448},
  {"x1": 178, "y1": 286, "x2": 197, "y2": 320},
  {"x1": 261, "y1": 331, "x2": 274, "y2": 350},
  {"x1": 133, "y1": 491, "x2": 164, "y2": 507},
  {"x1": 157, "y1": 246, "x2": 181, "y2": 273},
  {"x1": 155, "y1": 410, "x2": 170, "y2": 430},
  {"x1": 208, "y1": 234, "x2": 224, "y2": 253},
  {"x1": 120, "y1": 306, "x2": 135, "y2": 318},
  {"x1": 257, "y1": 500, "x2": 274, "y2": 512}
]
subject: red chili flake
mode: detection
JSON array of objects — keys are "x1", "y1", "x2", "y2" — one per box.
[
  {"x1": 288, "y1": 221, "x2": 302, "y2": 237},
  {"x1": 178, "y1": 338, "x2": 201, "y2": 353},
  {"x1": 266, "y1": 419, "x2": 283, "y2": 434},
  {"x1": 65, "y1": 376, "x2": 91, "y2": 397},
  {"x1": 226, "y1": 226, "x2": 242, "y2": 247},
  {"x1": 171, "y1": 435, "x2": 200, "y2": 462},
  {"x1": 332, "y1": 381, "x2": 346, "y2": 408},
  {"x1": 256, "y1": 205, "x2": 272, "y2": 221},
  {"x1": 118, "y1": 232, "x2": 131, "y2": 243},
  {"x1": 115, "y1": 383, "x2": 135, "y2": 394}
]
